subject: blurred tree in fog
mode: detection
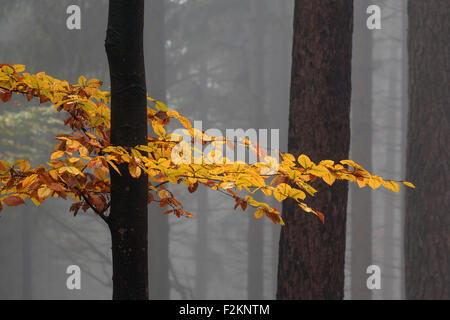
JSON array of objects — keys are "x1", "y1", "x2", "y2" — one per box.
[{"x1": 349, "y1": 0, "x2": 373, "y2": 300}]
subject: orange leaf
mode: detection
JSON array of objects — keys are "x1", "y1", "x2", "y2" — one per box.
[
  {"x1": 315, "y1": 211, "x2": 325, "y2": 224},
  {"x1": 3, "y1": 196, "x2": 25, "y2": 206}
]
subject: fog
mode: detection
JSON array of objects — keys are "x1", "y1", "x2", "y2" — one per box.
[{"x1": 0, "y1": 0, "x2": 414, "y2": 299}]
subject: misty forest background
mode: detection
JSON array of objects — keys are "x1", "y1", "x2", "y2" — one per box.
[{"x1": 0, "y1": 0, "x2": 438, "y2": 299}]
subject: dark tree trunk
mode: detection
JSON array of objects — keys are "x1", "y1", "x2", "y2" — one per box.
[
  {"x1": 146, "y1": 0, "x2": 170, "y2": 300},
  {"x1": 405, "y1": 0, "x2": 449, "y2": 300},
  {"x1": 105, "y1": 0, "x2": 149, "y2": 300},
  {"x1": 277, "y1": 0, "x2": 353, "y2": 300},
  {"x1": 350, "y1": 0, "x2": 373, "y2": 300}
]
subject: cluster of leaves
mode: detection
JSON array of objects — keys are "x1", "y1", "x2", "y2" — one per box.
[{"x1": 0, "y1": 64, "x2": 415, "y2": 225}]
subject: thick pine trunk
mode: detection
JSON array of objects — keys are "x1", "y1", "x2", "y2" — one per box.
[
  {"x1": 405, "y1": 0, "x2": 449, "y2": 300},
  {"x1": 105, "y1": 0, "x2": 149, "y2": 300},
  {"x1": 146, "y1": 0, "x2": 170, "y2": 300},
  {"x1": 277, "y1": 0, "x2": 353, "y2": 300}
]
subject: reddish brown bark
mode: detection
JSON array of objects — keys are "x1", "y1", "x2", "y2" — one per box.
[
  {"x1": 277, "y1": 0, "x2": 353, "y2": 300},
  {"x1": 405, "y1": 0, "x2": 449, "y2": 300}
]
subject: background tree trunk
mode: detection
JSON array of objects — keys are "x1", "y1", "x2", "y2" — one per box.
[
  {"x1": 146, "y1": 0, "x2": 170, "y2": 300},
  {"x1": 105, "y1": 0, "x2": 149, "y2": 300},
  {"x1": 405, "y1": 0, "x2": 449, "y2": 300},
  {"x1": 277, "y1": 0, "x2": 353, "y2": 300},
  {"x1": 195, "y1": 186, "x2": 209, "y2": 299},
  {"x1": 247, "y1": 0, "x2": 265, "y2": 300},
  {"x1": 350, "y1": 0, "x2": 373, "y2": 300}
]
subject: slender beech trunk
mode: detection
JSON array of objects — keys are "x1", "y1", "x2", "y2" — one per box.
[
  {"x1": 277, "y1": 0, "x2": 353, "y2": 300},
  {"x1": 105, "y1": 0, "x2": 149, "y2": 300},
  {"x1": 405, "y1": 0, "x2": 449, "y2": 300},
  {"x1": 146, "y1": 0, "x2": 170, "y2": 300},
  {"x1": 350, "y1": 0, "x2": 373, "y2": 300}
]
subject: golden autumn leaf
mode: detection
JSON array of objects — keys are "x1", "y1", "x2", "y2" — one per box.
[
  {"x1": 158, "y1": 190, "x2": 170, "y2": 199},
  {"x1": 273, "y1": 183, "x2": 291, "y2": 202},
  {"x1": 128, "y1": 162, "x2": 142, "y2": 178},
  {"x1": 383, "y1": 180, "x2": 400, "y2": 192},
  {"x1": 12, "y1": 64, "x2": 25, "y2": 73},
  {"x1": 50, "y1": 151, "x2": 65, "y2": 160},
  {"x1": 152, "y1": 121, "x2": 166, "y2": 138},
  {"x1": 298, "y1": 154, "x2": 313, "y2": 168},
  {"x1": 14, "y1": 159, "x2": 30, "y2": 171},
  {"x1": 21, "y1": 174, "x2": 38, "y2": 189},
  {"x1": 38, "y1": 187, "x2": 53, "y2": 199},
  {"x1": 402, "y1": 181, "x2": 416, "y2": 188},
  {"x1": 254, "y1": 208, "x2": 265, "y2": 219}
]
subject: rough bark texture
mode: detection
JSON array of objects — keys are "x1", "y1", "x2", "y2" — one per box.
[
  {"x1": 277, "y1": 0, "x2": 353, "y2": 300},
  {"x1": 350, "y1": 0, "x2": 373, "y2": 300},
  {"x1": 146, "y1": 0, "x2": 170, "y2": 300},
  {"x1": 105, "y1": 0, "x2": 149, "y2": 300},
  {"x1": 405, "y1": 0, "x2": 449, "y2": 300}
]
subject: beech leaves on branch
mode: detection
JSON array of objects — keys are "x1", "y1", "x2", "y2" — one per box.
[{"x1": 0, "y1": 64, "x2": 414, "y2": 225}]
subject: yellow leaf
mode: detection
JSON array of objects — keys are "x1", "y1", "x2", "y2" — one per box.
[
  {"x1": 78, "y1": 75, "x2": 87, "y2": 86},
  {"x1": 59, "y1": 166, "x2": 84, "y2": 176},
  {"x1": 128, "y1": 162, "x2": 142, "y2": 178},
  {"x1": 155, "y1": 101, "x2": 168, "y2": 111},
  {"x1": 308, "y1": 165, "x2": 330, "y2": 177},
  {"x1": 254, "y1": 208, "x2": 265, "y2": 219},
  {"x1": 22, "y1": 174, "x2": 38, "y2": 189},
  {"x1": 298, "y1": 154, "x2": 313, "y2": 168},
  {"x1": 368, "y1": 176, "x2": 383, "y2": 189},
  {"x1": 106, "y1": 159, "x2": 121, "y2": 175},
  {"x1": 402, "y1": 181, "x2": 415, "y2": 188},
  {"x1": 49, "y1": 170, "x2": 59, "y2": 181},
  {"x1": 152, "y1": 121, "x2": 166, "y2": 138},
  {"x1": 38, "y1": 187, "x2": 53, "y2": 199},
  {"x1": 383, "y1": 180, "x2": 400, "y2": 192},
  {"x1": 289, "y1": 188, "x2": 306, "y2": 201},
  {"x1": 14, "y1": 159, "x2": 30, "y2": 172},
  {"x1": 30, "y1": 197, "x2": 41, "y2": 206},
  {"x1": 12, "y1": 64, "x2": 25, "y2": 73},
  {"x1": 274, "y1": 183, "x2": 291, "y2": 202},
  {"x1": 51, "y1": 151, "x2": 65, "y2": 160},
  {"x1": 356, "y1": 178, "x2": 367, "y2": 188}
]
